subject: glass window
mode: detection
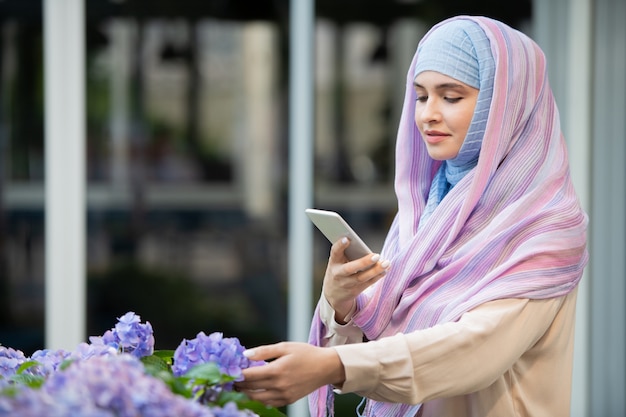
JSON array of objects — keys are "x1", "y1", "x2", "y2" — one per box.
[{"x1": 0, "y1": 2, "x2": 530, "y2": 413}]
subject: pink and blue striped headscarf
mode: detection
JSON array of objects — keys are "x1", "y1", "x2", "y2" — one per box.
[
  {"x1": 415, "y1": 19, "x2": 495, "y2": 226},
  {"x1": 309, "y1": 15, "x2": 588, "y2": 417}
]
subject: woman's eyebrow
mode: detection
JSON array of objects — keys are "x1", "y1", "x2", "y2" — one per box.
[{"x1": 413, "y1": 81, "x2": 466, "y2": 90}]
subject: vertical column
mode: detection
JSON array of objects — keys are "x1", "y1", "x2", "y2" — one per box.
[
  {"x1": 109, "y1": 20, "x2": 132, "y2": 190},
  {"x1": 590, "y1": 0, "x2": 626, "y2": 415},
  {"x1": 532, "y1": 0, "x2": 570, "y2": 111},
  {"x1": 566, "y1": 1, "x2": 592, "y2": 416},
  {"x1": 288, "y1": 0, "x2": 314, "y2": 415},
  {"x1": 533, "y1": 1, "x2": 594, "y2": 414},
  {"x1": 242, "y1": 23, "x2": 278, "y2": 219},
  {"x1": 44, "y1": 0, "x2": 86, "y2": 350}
]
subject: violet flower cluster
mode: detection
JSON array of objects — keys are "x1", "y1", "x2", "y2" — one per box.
[
  {"x1": 0, "y1": 312, "x2": 270, "y2": 417},
  {"x1": 0, "y1": 346, "x2": 26, "y2": 381},
  {"x1": 90, "y1": 311, "x2": 155, "y2": 358},
  {"x1": 173, "y1": 331, "x2": 265, "y2": 401},
  {"x1": 0, "y1": 354, "x2": 220, "y2": 417},
  {"x1": 173, "y1": 331, "x2": 264, "y2": 380}
]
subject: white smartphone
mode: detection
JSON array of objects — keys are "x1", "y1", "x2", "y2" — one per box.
[{"x1": 305, "y1": 208, "x2": 373, "y2": 261}]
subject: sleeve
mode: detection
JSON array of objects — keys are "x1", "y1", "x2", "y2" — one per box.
[
  {"x1": 318, "y1": 295, "x2": 364, "y2": 347},
  {"x1": 331, "y1": 296, "x2": 565, "y2": 404}
]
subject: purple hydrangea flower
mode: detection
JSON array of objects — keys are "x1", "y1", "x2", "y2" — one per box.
[
  {"x1": 28, "y1": 349, "x2": 71, "y2": 377},
  {"x1": 0, "y1": 384, "x2": 115, "y2": 417},
  {"x1": 89, "y1": 312, "x2": 155, "y2": 358},
  {"x1": 0, "y1": 346, "x2": 27, "y2": 378},
  {"x1": 1, "y1": 313, "x2": 266, "y2": 417},
  {"x1": 27, "y1": 343, "x2": 116, "y2": 379},
  {"x1": 172, "y1": 332, "x2": 263, "y2": 382},
  {"x1": 0, "y1": 354, "x2": 221, "y2": 417},
  {"x1": 70, "y1": 342, "x2": 118, "y2": 361}
]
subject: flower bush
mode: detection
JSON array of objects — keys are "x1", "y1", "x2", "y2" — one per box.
[{"x1": 0, "y1": 312, "x2": 284, "y2": 417}]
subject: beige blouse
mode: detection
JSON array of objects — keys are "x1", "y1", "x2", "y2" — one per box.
[{"x1": 320, "y1": 288, "x2": 578, "y2": 417}]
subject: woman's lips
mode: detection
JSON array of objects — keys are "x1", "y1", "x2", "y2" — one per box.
[{"x1": 423, "y1": 130, "x2": 450, "y2": 144}]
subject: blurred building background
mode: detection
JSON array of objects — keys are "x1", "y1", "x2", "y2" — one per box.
[{"x1": 0, "y1": 0, "x2": 623, "y2": 416}]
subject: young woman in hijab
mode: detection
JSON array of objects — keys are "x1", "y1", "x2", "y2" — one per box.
[{"x1": 235, "y1": 15, "x2": 588, "y2": 417}]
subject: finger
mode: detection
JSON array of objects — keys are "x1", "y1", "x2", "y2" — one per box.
[
  {"x1": 358, "y1": 260, "x2": 392, "y2": 282},
  {"x1": 235, "y1": 376, "x2": 272, "y2": 389},
  {"x1": 242, "y1": 342, "x2": 285, "y2": 362},
  {"x1": 238, "y1": 368, "x2": 271, "y2": 384},
  {"x1": 243, "y1": 383, "x2": 303, "y2": 409},
  {"x1": 340, "y1": 270, "x2": 387, "y2": 300},
  {"x1": 243, "y1": 389, "x2": 289, "y2": 408},
  {"x1": 364, "y1": 270, "x2": 387, "y2": 285},
  {"x1": 329, "y1": 237, "x2": 351, "y2": 262},
  {"x1": 341, "y1": 253, "x2": 384, "y2": 276}
]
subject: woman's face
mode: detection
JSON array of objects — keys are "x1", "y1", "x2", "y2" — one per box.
[{"x1": 413, "y1": 71, "x2": 479, "y2": 161}]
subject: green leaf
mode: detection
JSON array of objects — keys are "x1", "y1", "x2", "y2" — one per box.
[
  {"x1": 59, "y1": 359, "x2": 75, "y2": 371},
  {"x1": 153, "y1": 349, "x2": 175, "y2": 358},
  {"x1": 10, "y1": 360, "x2": 46, "y2": 389},
  {"x1": 217, "y1": 391, "x2": 287, "y2": 417},
  {"x1": 9, "y1": 373, "x2": 45, "y2": 389},
  {"x1": 168, "y1": 376, "x2": 194, "y2": 398},
  {"x1": 15, "y1": 361, "x2": 40, "y2": 374},
  {"x1": 183, "y1": 362, "x2": 223, "y2": 384},
  {"x1": 152, "y1": 350, "x2": 175, "y2": 365},
  {"x1": 141, "y1": 354, "x2": 170, "y2": 375},
  {"x1": 0, "y1": 385, "x2": 21, "y2": 397},
  {"x1": 237, "y1": 400, "x2": 287, "y2": 417},
  {"x1": 215, "y1": 390, "x2": 249, "y2": 404}
]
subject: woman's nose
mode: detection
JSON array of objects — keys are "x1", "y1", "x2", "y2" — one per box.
[{"x1": 418, "y1": 98, "x2": 440, "y2": 124}]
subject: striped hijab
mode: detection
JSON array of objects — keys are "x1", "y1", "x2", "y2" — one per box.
[{"x1": 309, "y1": 15, "x2": 588, "y2": 417}]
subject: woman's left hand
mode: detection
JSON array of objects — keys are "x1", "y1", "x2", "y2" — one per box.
[{"x1": 235, "y1": 342, "x2": 345, "y2": 408}]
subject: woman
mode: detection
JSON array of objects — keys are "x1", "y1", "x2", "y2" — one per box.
[{"x1": 236, "y1": 15, "x2": 588, "y2": 417}]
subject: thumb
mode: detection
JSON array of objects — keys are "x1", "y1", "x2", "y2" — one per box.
[{"x1": 329, "y1": 237, "x2": 350, "y2": 261}]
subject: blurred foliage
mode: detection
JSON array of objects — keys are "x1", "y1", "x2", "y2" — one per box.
[{"x1": 87, "y1": 262, "x2": 275, "y2": 351}]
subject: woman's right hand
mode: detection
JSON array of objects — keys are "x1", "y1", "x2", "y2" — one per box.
[{"x1": 323, "y1": 237, "x2": 391, "y2": 323}]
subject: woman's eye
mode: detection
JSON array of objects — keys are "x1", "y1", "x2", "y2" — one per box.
[
  {"x1": 415, "y1": 95, "x2": 428, "y2": 103},
  {"x1": 444, "y1": 97, "x2": 462, "y2": 103}
]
